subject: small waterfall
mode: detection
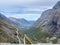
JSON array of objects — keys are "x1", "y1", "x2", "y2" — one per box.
[
  {"x1": 24, "y1": 34, "x2": 26, "y2": 45},
  {"x1": 16, "y1": 28, "x2": 21, "y2": 44},
  {"x1": 16, "y1": 28, "x2": 32, "y2": 44}
]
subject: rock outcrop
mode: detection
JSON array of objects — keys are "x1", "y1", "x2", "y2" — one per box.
[{"x1": 34, "y1": 1, "x2": 60, "y2": 37}]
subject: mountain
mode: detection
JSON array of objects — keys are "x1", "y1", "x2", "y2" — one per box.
[
  {"x1": 9, "y1": 17, "x2": 31, "y2": 25},
  {"x1": 22, "y1": 1, "x2": 60, "y2": 44},
  {"x1": 0, "y1": 17, "x2": 24, "y2": 43},
  {"x1": 0, "y1": 13, "x2": 21, "y2": 28},
  {"x1": 0, "y1": 14, "x2": 33, "y2": 30},
  {"x1": 9, "y1": 17, "x2": 35, "y2": 30},
  {"x1": 34, "y1": 1, "x2": 60, "y2": 37},
  {"x1": 0, "y1": 13, "x2": 32, "y2": 44},
  {"x1": 0, "y1": 13, "x2": 13, "y2": 25}
]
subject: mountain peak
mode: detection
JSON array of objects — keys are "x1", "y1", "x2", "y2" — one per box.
[
  {"x1": 53, "y1": 1, "x2": 60, "y2": 9},
  {"x1": 0, "y1": 13, "x2": 6, "y2": 19}
]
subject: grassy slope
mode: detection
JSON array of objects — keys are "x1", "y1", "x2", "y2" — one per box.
[
  {"x1": 0, "y1": 19, "x2": 20, "y2": 43},
  {"x1": 0, "y1": 19, "x2": 32, "y2": 44},
  {"x1": 25, "y1": 26, "x2": 51, "y2": 43}
]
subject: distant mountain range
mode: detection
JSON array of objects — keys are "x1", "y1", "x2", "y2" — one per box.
[
  {"x1": 9, "y1": 17, "x2": 35, "y2": 26},
  {"x1": 0, "y1": 14, "x2": 35, "y2": 30},
  {"x1": 9, "y1": 17, "x2": 35, "y2": 30}
]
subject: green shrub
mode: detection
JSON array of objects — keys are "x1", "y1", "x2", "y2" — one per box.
[{"x1": 52, "y1": 39, "x2": 58, "y2": 44}]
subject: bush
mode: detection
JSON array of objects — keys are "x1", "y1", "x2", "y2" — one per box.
[{"x1": 52, "y1": 39, "x2": 58, "y2": 44}]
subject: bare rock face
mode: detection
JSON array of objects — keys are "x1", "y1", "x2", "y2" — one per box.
[
  {"x1": 34, "y1": 1, "x2": 60, "y2": 37},
  {"x1": 53, "y1": 1, "x2": 60, "y2": 9}
]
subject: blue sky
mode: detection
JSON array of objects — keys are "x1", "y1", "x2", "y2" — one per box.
[{"x1": 0, "y1": 0, "x2": 60, "y2": 21}]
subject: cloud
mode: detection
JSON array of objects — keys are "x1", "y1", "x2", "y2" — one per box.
[
  {"x1": 0, "y1": 0, "x2": 59, "y2": 14},
  {"x1": 0, "y1": 0, "x2": 60, "y2": 20},
  {"x1": 0, "y1": 6, "x2": 52, "y2": 15},
  {"x1": 0, "y1": 0, "x2": 59, "y2": 7}
]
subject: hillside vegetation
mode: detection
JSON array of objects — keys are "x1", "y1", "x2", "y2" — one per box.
[
  {"x1": 0, "y1": 19, "x2": 23, "y2": 43},
  {"x1": 24, "y1": 26, "x2": 51, "y2": 43}
]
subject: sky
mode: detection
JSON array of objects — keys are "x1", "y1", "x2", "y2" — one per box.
[{"x1": 0, "y1": 0, "x2": 60, "y2": 21}]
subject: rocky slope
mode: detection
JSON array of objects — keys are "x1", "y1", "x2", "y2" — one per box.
[
  {"x1": 0, "y1": 14, "x2": 33, "y2": 44},
  {"x1": 34, "y1": 1, "x2": 60, "y2": 37},
  {"x1": 0, "y1": 20, "x2": 17, "y2": 43},
  {"x1": 0, "y1": 14, "x2": 24, "y2": 43},
  {"x1": 0, "y1": 13, "x2": 20, "y2": 28}
]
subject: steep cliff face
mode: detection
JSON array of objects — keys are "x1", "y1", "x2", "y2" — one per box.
[
  {"x1": 0, "y1": 19, "x2": 18, "y2": 43},
  {"x1": 0, "y1": 14, "x2": 32, "y2": 44},
  {"x1": 34, "y1": 1, "x2": 60, "y2": 37},
  {"x1": 0, "y1": 14, "x2": 24, "y2": 43}
]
